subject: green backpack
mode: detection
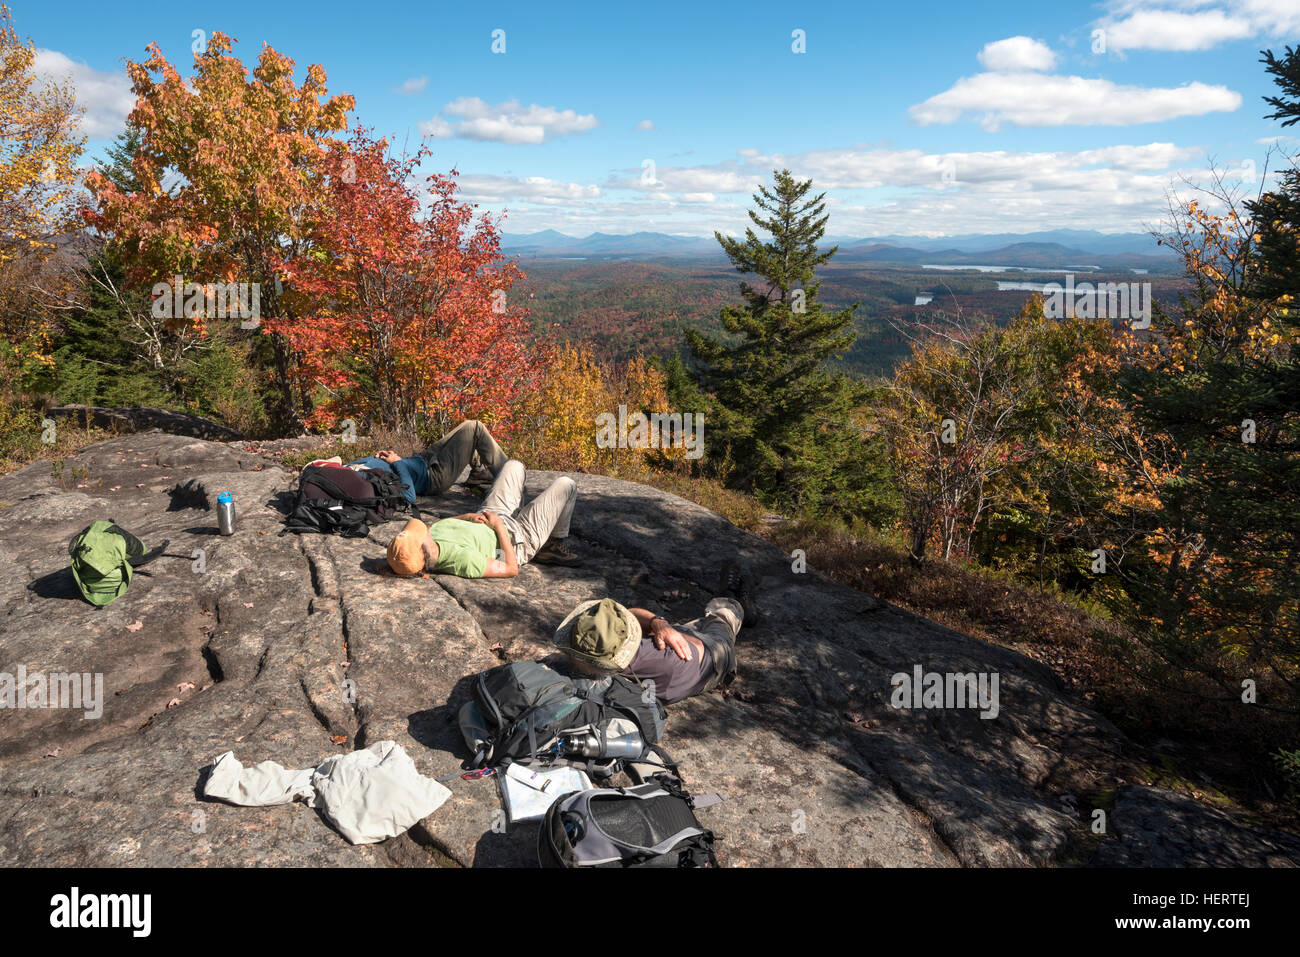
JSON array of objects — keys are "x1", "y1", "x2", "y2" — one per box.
[{"x1": 68, "y1": 520, "x2": 166, "y2": 606}]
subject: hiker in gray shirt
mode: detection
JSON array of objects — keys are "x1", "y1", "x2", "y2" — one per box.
[{"x1": 553, "y1": 562, "x2": 758, "y2": 704}]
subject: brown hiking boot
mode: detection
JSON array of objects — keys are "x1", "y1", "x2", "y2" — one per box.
[
  {"x1": 531, "y1": 540, "x2": 582, "y2": 566},
  {"x1": 719, "y1": 559, "x2": 760, "y2": 627}
]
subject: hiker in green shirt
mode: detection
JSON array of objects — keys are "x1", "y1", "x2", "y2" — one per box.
[{"x1": 386, "y1": 460, "x2": 579, "y2": 579}]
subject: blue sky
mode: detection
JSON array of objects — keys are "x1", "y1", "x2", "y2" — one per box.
[{"x1": 13, "y1": 0, "x2": 1300, "y2": 236}]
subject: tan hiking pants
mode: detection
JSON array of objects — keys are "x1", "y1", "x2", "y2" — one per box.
[
  {"x1": 679, "y1": 597, "x2": 742, "y2": 690},
  {"x1": 478, "y1": 459, "x2": 576, "y2": 564}
]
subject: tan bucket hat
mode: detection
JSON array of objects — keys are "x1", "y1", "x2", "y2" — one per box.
[
  {"x1": 386, "y1": 518, "x2": 429, "y2": 576},
  {"x1": 553, "y1": 598, "x2": 642, "y2": 671}
]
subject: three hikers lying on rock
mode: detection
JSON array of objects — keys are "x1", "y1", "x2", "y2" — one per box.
[
  {"x1": 385, "y1": 456, "x2": 578, "y2": 579},
  {"x1": 551, "y1": 562, "x2": 757, "y2": 704}
]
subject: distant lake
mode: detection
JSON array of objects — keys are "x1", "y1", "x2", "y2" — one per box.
[
  {"x1": 996, "y1": 281, "x2": 1049, "y2": 291},
  {"x1": 921, "y1": 264, "x2": 1099, "y2": 273},
  {"x1": 914, "y1": 294, "x2": 933, "y2": 305}
]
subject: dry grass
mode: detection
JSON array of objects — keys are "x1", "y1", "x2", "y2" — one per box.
[{"x1": 0, "y1": 403, "x2": 112, "y2": 478}]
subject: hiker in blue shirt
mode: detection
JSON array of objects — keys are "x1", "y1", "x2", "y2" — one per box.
[{"x1": 346, "y1": 419, "x2": 507, "y2": 505}]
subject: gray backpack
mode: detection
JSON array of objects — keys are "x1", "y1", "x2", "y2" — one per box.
[
  {"x1": 458, "y1": 660, "x2": 666, "y2": 778},
  {"x1": 538, "y1": 774, "x2": 721, "y2": 868}
]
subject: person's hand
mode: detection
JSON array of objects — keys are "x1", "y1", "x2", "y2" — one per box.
[
  {"x1": 376, "y1": 450, "x2": 401, "y2": 464},
  {"x1": 650, "y1": 620, "x2": 692, "y2": 662}
]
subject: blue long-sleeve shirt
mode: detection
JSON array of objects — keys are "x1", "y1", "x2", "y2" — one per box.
[{"x1": 345, "y1": 456, "x2": 429, "y2": 504}]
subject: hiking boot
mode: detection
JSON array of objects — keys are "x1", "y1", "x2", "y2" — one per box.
[
  {"x1": 718, "y1": 559, "x2": 760, "y2": 627},
  {"x1": 463, "y1": 466, "x2": 495, "y2": 491},
  {"x1": 531, "y1": 539, "x2": 583, "y2": 566}
]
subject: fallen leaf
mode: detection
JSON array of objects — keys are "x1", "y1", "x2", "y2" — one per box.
[
  {"x1": 126, "y1": 621, "x2": 143, "y2": 632},
  {"x1": 177, "y1": 681, "x2": 196, "y2": 692},
  {"x1": 45, "y1": 748, "x2": 60, "y2": 758},
  {"x1": 331, "y1": 735, "x2": 347, "y2": 745},
  {"x1": 166, "y1": 697, "x2": 181, "y2": 708},
  {"x1": 242, "y1": 602, "x2": 254, "y2": 608}
]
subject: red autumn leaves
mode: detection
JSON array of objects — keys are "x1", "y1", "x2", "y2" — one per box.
[{"x1": 266, "y1": 127, "x2": 533, "y2": 435}]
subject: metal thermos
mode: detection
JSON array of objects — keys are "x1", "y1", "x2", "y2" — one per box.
[
  {"x1": 564, "y1": 729, "x2": 644, "y2": 759},
  {"x1": 217, "y1": 492, "x2": 236, "y2": 536}
]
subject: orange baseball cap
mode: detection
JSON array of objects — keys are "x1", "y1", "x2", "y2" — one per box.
[{"x1": 386, "y1": 518, "x2": 429, "y2": 576}]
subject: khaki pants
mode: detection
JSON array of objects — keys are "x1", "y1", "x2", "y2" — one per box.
[
  {"x1": 478, "y1": 460, "x2": 576, "y2": 564},
  {"x1": 678, "y1": 598, "x2": 742, "y2": 691},
  {"x1": 420, "y1": 420, "x2": 509, "y2": 495}
]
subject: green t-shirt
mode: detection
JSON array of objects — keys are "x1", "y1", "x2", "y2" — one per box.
[{"x1": 429, "y1": 518, "x2": 497, "y2": 578}]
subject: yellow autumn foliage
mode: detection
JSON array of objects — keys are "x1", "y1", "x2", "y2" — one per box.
[{"x1": 511, "y1": 343, "x2": 682, "y2": 472}]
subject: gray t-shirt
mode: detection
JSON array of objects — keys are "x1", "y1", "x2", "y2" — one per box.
[{"x1": 621, "y1": 637, "x2": 715, "y2": 704}]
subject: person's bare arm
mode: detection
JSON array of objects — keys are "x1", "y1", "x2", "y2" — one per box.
[
  {"x1": 479, "y1": 513, "x2": 518, "y2": 579},
  {"x1": 629, "y1": 607, "x2": 696, "y2": 662}
]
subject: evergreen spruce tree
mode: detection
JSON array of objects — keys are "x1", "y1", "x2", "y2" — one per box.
[
  {"x1": 686, "y1": 169, "x2": 864, "y2": 512},
  {"x1": 42, "y1": 126, "x2": 174, "y2": 407}
]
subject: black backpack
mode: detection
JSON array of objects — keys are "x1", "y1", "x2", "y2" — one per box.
[
  {"x1": 281, "y1": 464, "x2": 415, "y2": 538},
  {"x1": 458, "y1": 660, "x2": 667, "y2": 779},
  {"x1": 538, "y1": 771, "x2": 721, "y2": 868}
]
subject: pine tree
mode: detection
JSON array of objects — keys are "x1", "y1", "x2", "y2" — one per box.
[
  {"x1": 1249, "y1": 46, "x2": 1300, "y2": 307},
  {"x1": 97, "y1": 125, "x2": 145, "y2": 194},
  {"x1": 685, "y1": 169, "x2": 863, "y2": 511},
  {"x1": 42, "y1": 125, "x2": 177, "y2": 408}
]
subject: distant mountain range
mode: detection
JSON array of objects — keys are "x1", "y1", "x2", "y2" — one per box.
[{"x1": 501, "y1": 228, "x2": 1177, "y2": 272}]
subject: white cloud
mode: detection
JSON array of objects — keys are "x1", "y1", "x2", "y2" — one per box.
[
  {"x1": 635, "y1": 119, "x2": 655, "y2": 130},
  {"x1": 1102, "y1": 9, "x2": 1253, "y2": 52},
  {"x1": 394, "y1": 76, "x2": 428, "y2": 96},
  {"x1": 419, "y1": 116, "x2": 454, "y2": 138},
  {"x1": 455, "y1": 173, "x2": 600, "y2": 203},
  {"x1": 978, "y1": 36, "x2": 1057, "y2": 71},
  {"x1": 485, "y1": 140, "x2": 1223, "y2": 236},
  {"x1": 32, "y1": 49, "x2": 133, "y2": 139},
  {"x1": 1241, "y1": 0, "x2": 1300, "y2": 35},
  {"x1": 911, "y1": 72, "x2": 1240, "y2": 129},
  {"x1": 738, "y1": 142, "x2": 1214, "y2": 234},
  {"x1": 609, "y1": 162, "x2": 765, "y2": 194},
  {"x1": 422, "y1": 97, "x2": 598, "y2": 144},
  {"x1": 1095, "y1": 1, "x2": 1300, "y2": 53}
]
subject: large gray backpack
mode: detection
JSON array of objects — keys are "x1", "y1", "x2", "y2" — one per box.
[{"x1": 458, "y1": 660, "x2": 666, "y2": 778}]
